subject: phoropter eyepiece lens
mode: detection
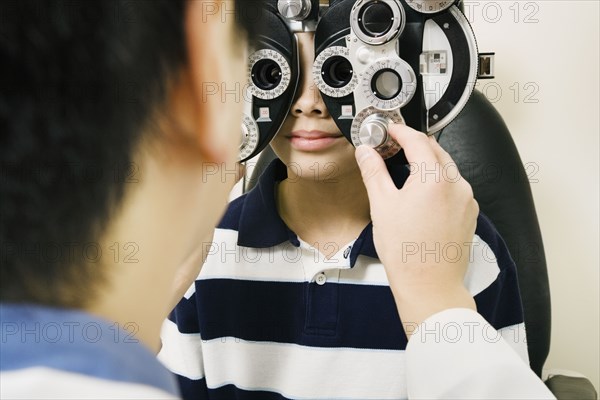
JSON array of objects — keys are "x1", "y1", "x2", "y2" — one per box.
[
  {"x1": 252, "y1": 59, "x2": 283, "y2": 91},
  {"x1": 371, "y1": 69, "x2": 402, "y2": 100},
  {"x1": 358, "y1": 1, "x2": 394, "y2": 38},
  {"x1": 322, "y1": 56, "x2": 354, "y2": 89},
  {"x1": 351, "y1": 0, "x2": 405, "y2": 45}
]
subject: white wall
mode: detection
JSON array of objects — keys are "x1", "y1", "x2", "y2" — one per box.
[{"x1": 467, "y1": 0, "x2": 599, "y2": 391}]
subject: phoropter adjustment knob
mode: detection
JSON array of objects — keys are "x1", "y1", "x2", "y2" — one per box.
[
  {"x1": 277, "y1": 0, "x2": 312, "y2": 21},
  {"x1": 358, "y1": 114, "x2": 390, "y2": 149}
]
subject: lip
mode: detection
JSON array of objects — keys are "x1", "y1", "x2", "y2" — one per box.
[{"x1": 287, "y1": 130, "x2": 344, "y2": 152}]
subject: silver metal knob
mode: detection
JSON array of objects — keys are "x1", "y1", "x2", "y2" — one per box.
[
  {"x1": 277, "y1": 0, "x2": 312, "y2": 21},
  {"x1": 359, "y1": 114, "x2": 390, "y2": 148}
]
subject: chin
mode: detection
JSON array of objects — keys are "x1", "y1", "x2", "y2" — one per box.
[{"x1": 283, "y1": 150, "x2": 358, "y2": 183}]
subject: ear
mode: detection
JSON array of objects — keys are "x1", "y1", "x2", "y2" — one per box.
[{"x1": 184, "y1": 0, "x2": 226, "y2": 163}]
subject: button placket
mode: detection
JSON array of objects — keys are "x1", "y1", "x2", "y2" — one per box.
[{"x1": 305, "y1": 269, "x2": 341, "y2": 336}]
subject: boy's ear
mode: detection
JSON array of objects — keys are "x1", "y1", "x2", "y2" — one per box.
[{"x1": 184, "y1": 1, "x2": 222, "y2": 163}]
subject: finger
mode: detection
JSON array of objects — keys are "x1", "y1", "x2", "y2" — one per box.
[
  {"x1": 355, "y1": 145, "x2": 395, "y2": 200},
  {"x1": 387, "y1": 124, "x2": 439, "y2": 166}
]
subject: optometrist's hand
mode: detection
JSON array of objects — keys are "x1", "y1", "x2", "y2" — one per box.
[{"x1": 354, "y1": 124, "x2": 478, "y2": 337}]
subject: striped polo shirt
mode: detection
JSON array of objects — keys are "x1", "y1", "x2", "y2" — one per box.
[{"x1": 159, "y1": 158, "x2": 528, "y2": 400}]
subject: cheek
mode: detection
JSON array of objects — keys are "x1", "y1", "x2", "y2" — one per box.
[{"x1": 269, "y1": 133, "x2": 291, "y2": 162}]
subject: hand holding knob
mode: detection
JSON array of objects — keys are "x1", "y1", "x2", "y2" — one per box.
[{"x1": 359, "y1": 114, "x2": 390, "y2": 149}]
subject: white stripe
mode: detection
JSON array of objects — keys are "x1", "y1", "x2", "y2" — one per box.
[
  {"x1": 200, "y1": 231, "x2": 501, "y2": 297},
  {"x1": 201, "y1": 338, "x2": 407, "y2": 400},
  {"x1": 0, "y1": 367, "x2": 177, "y2": 399},
  {"x1": 158, "y1": 319, "x2": 205, "y2": 380},
  {"x1": 463, "y1": 234, "x2": 501, "y2": 296},
  {"x1": 200, "y1": 229, "x2": 306, "y2": 282},
  {"x1": 339, "y1": 256, "x2": 389, "y2": 286}
]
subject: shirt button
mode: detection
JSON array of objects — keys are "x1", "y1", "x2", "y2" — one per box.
[{"x1": 316, "y1": 273, "x2": 327, "y2": 285}]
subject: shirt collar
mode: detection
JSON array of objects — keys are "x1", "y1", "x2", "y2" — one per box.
[
  {"x1": 237, "y1": 158, "x2": 409, "y2": 267},
  {"x1": 0, "y1": 303, "x2": 179, "y2": 397}
]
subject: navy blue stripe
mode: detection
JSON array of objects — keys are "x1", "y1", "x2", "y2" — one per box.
[
  {"x1": 178, "y1": 376, "x2": 209, "y2": 400},
  {"x1": 206, "y1": 384, "x2": 293, "y2": 400},
  {"x1": 217, "y1": 194, "x2": 245, "y2": 231},
  {"x1": 475, "y1": 268, "x2": 525, "y2": 330},
  {"x1": 209, "y1": 383, "x2": 292, "y2": 400},
  {"x1": 236, "y1": 160, "x2": 291, "y2": 248},
  {"x1": 191, "y1": 277, "x2": 523, "y2": 349},
  {"x1": 476, "y1": 212, "x2": 516, "y2": 274},
  {"x1": 388, "y1": 162, "x2": 411, "y2": 189},
  {"x1": 195, "y1": 279, "x2": 407, "y2": 350},
  {"x1": 473, "y1": 212, "x2": 525, "y2": 329},
  {"x1": 305, "y1": 276, "x2": 338, "y2": 335},
  {"x1": 178, "y1": 376, "x2": 292, "y2": 400},
  {"x1": 168, "y1": 293, "x2": 200, "y2": 334}
]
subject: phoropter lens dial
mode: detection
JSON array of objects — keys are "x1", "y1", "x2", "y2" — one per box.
[
  {"x1": 371, "y1": 68, "x2": 402, "y2": 100},
  {"x1": 358, "y1": 1, "x2": 394, "y2": 37},
  {"x1": 351, "y1": 0, "x2": 405, "y2": 45},
  {"x1": 322, "y1": 56, "x2": 354, "y2": 89},
  {"x1": 239, "y1": 114, "x2": 259, "y2": 161},
  {"x1": 405, "y1": 0, "x2": 455, "y2": 14},
  {"x1": 248, "y1": 49, "x2": 291, "y2": 100},
  {"x1": 252, "y1": 59, "x2": 282, "y2": 91},
  {"x1": 313, "y1": 46, "x2": 359, "y2": 98},
  {"x1": 361, "y1": 58, "x2": 416, "y2": 110}
]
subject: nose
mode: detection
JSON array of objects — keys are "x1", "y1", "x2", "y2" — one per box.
[{"x1": 290, "y1": 72, "x2": 329, "y2": 118}]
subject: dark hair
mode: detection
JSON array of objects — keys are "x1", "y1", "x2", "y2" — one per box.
[{"x1": 0, "y1": 0, "x2": 262, "y2": 307}]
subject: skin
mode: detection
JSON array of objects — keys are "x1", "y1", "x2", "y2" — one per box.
[{"x1": 87, "y1": 1, "x2": 246, "y2": 351}]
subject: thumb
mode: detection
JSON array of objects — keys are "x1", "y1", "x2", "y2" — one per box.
[{"x1": 355, "y1": 145, "x2": 394, "y2": 200}]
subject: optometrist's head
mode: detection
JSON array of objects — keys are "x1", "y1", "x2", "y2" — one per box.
[{"x1": 0, "y1": 1, "x2": 264, "y2": 316}]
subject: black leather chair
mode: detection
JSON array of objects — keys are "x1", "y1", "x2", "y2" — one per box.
[{"x1": 246, "y1": 90, "x2": 597, "y2": 399}]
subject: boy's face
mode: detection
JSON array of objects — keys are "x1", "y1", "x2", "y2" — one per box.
[{"x1": 270, "y1": 33, "x2": 360, "y2": 182}]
